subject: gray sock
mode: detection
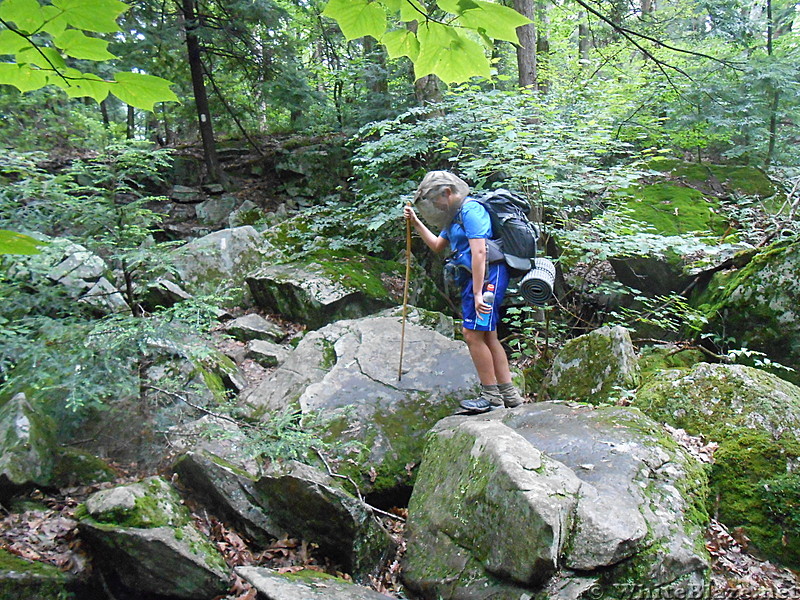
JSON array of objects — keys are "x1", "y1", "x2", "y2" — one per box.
[
  {"x1": 481, "y1": 384, "x2": 503, "y2": 406},
  {"x1": 498, "y1": 382, "x2": 524, "y2": 407}
]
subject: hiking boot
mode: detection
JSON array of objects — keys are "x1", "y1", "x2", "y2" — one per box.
[
  {"x1": 499, "y1": 382, "x2": 524, "y2": 408},
  {"x1": 459, "y1": 397, "x2": 494, "y2": 414}
]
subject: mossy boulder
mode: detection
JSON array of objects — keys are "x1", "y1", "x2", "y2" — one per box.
[
  {"x1": 77, "y1": 476, "x2": 229, "y2": 599},
  {"x1": 243, "y1": 310, "x2": 479, "y2": 495},
  {"x1": 693, "y1": 237, "x2": 800, "y2": 384},
  {"x1": 0, "y1": 548, "x2": 75, "y2": 600},
  {"x1": 0, "y1": 393, "x2": 57, "y2": 498},
  {"x1": 633, "y1": 362, "x2": 800, "y2": 567},
  {"x1": 402, "y1": 403, "x2": 709, "y2": 600},
  {"x1": 647, "y1": 158, "x2": 775, "y2": 199},
  {"x1": 622, "y1": 183, "x2": 728, "y2": 238},
  {"x1": 172, "y1": 450, "x2": 277, "y2": 549},
  {"x1": 251, "y1": 461, "x2": 394, "y2": 582},
  {"x1": 543, "y1": 326, "x2": 640, "y2": 404},
  {"x1": 51, "y1": 448, "x2": 117, "y2": 488},
  {"x1": 637, "y1": 344, "x2": 706, "y2": 386},
  {"x1": 170, "y1": 225, "x2": 271, "y2": 307},
  {"x1": 246, "y1": 250, "x2": 445, "y2": 330}
]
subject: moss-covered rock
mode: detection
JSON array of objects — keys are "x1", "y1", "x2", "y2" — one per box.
[
  {"x1": 402, "y1": 403, "x2": 709, "y2": 600},
  {"x1": 633, "y1": 362, "x2": 800, "y2": 567},
  {"x1": 246, "y1": 249, "x2": 445, "y2": 330},
  {"x1": 648, "y1": 158, "x2": 775, "y2": 199},
  {"x1": 0, "y1": 548, "x2": 74, "y2": 600},
  {"x1": 693, "y1": 237, "x2": 800, "y2": 384},
  {"x1": 622, "y1": 183, "x2": 728, "y2": 238},
  {"x1": 50, "y1": 448, "x2": 117, "y2": 488},
  {"x1": 0, "y1": 393, "x2": 57, "y2": 498},
  {"x1": 637, "y1": 344, "x2": 706, "y2": 386},
  {"x1": 170, "y1": 225, "x2": 271, "y2": 307},
  {"x1": 78, "y1": 476, "x2": 229, "y2": 599},
  {"x1": 543, "y1": 326, "x2": 640, "y2": 404},
  {"x1": 252, "y1": 461, "x2": 394, "y2": 582}
]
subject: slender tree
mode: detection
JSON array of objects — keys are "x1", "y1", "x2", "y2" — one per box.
[{"x1": 179, "y1": 0, "x2": 223, "y2": 183}]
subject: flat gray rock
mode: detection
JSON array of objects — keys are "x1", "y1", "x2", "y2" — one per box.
[
  {"x1": 236, "y1": 567, "x2": 394, "y2": 600},
  {"x1": 243, "y1": 312, "x2": 479, "y2": 494}
]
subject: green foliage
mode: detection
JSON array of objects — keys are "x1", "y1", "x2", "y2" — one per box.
[
  {"x1": 0, "y1": 0, "x2": 178, "y2": 110},
  {"x1": 0, "y1": 143, "x2": 178, "y2": 305},
  {"x1": 322, "y1": 0, "x2": 530, "y2": 83}
]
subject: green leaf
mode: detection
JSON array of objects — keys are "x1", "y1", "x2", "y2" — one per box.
[
  {"x1": 414, "y1": 21, "x2": 490, "y2": 82},
  {"x1": 50, "y1": 0, "x2": 128, "y2": 33},
  {"x1": 16, "y1": 45, "x2": 66, "y2": 69},
  {"x1": 379, "y1": 0, "x2": 426, "y2": 21},
  {"x1": 439, "y1": 0, "x2": 530, "y2": 43},
  {"x1": 322, "y1": 0, "x2": 386, "y2": 41},
  {"x1": 0, "y1": 28, "x2": 34, "y2": 54},
  {"x1": 382, "y1": 28, "x2": 419, "y2": 60},
  {"x1": 51, "y1": 67, "x2": 110, "y2": 102},
  {"x1": 39, "y1": 5, "x2": 69, "y2": 36},
  {"x1": 0, "y1": 0, "x2": 45, "y2": 34},
  {"x1": 0, "y1": 61, "x2": 48, "y2": 91},
  {"x1": 0, "y1": 230, "x2": 45, "y2": 255},
  {"x1": 111, "y1": 71, "x2": 179, "y2": 111},
  {"x1": 55, "y1": 29, "x2": 117, "y2": 60}
]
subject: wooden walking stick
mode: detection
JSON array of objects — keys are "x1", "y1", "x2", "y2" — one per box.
[{"x1": 398, "y1": 202, "x2": 412, "y2": 381}]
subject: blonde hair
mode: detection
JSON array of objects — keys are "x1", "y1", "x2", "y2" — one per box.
[{"x1": 414, "y1": 171, "x2": 470, "y2": 204}]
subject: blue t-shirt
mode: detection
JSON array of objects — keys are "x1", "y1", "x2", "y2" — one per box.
[{"x1": 441, "y1": 199, "x2": 493, "y2": 271}]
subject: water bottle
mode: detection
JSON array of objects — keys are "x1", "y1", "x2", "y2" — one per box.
[{"x1": 476, "y1": 284, "x2": 495, "y2": 327}]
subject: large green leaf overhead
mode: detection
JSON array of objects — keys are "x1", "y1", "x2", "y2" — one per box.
[
  {"x1": 0, "y1": 230, "x2": 45, "y2": 255},
  {"x1": 0, "y1": 0, "x2": 178, "y2": 110},
  {"x1": 322, "y1": 0, "x2": 531, "y2": 83}
]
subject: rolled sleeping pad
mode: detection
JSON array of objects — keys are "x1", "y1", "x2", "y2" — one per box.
[{"x1": 519, "y1": 257, "x2": 556, "y2": 305}]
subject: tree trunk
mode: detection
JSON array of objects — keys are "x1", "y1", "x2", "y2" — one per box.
[
  {"x1": 180, "y1": 0, "x2": 223, "y2": 183},
  {"x1": 100, "y1": 98, "x2": 110, "y2": 128},
  {"x1": 578, "y1": 11, "x2": 591, "y2": 66},
  {"x1": 765, "y1": 0, "x2": 777, "y2": 166},
  {"x1": 536, "y1": 0, "x2": 550, "y2": 93},
  {"x1": 363, "y1": 37, "x2": 389, "y2": 94},
  {"x1": 513, "y1": 0, "x2": 537, "y2": 89},
  {"x1": 126, "y1": 104, "x2": 135, "y2": 139}
]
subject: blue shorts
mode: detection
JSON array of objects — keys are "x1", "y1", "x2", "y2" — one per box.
[{"x1": 460, "y1": 262, "x2": 509, "y2": 331}]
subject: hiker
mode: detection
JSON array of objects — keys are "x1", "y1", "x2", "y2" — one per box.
[{"x1": 404, "y1": 170, "x2": 524, "y2": 413}]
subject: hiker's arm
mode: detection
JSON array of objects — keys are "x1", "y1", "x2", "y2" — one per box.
[
  {"x1": 469, "y1": 237, "x2": 488, "y2": 312},
  {"x1": 404, "y1": 206, "x2": 448, "y2": 253}
]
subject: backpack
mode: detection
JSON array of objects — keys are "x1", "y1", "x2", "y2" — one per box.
[{"x1": 470, "y1": 189, "x2": 540, "y2": 278}]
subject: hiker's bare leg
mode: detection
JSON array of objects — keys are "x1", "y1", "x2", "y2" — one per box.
[
  {"x1": 462, "y1": 328, "x2": 497, "y2": 385},
  {"x1": 486, "y1": 330, "x2": 512, "y2": 385}
]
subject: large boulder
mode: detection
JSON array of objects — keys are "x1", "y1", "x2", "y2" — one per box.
[
  {"x1": 543, "y1": 326, "x2": 640, "y2": 404},
  {"x1": 402, "y1": 402, "x2": 709, "y2": 600},
  {"x1": 634, "y1": 362, "x2": 800, "y2": 567},
  {"x1": 0, "y1": 393, "x2": 57, "y2": 498},
  {"x1": 171, "y1": 226, "x2": 270, "y2": 307},
  {"x1": 243, "y1": 310, "x2": 478, "y2": 494},
  {"x1": 171, "y1": 417, "x2": 393, "y2": 580},
  {"x1": 694, "y1": 237, "x2": 800, "y2": 384},
  {"x1": 251, "y1": 461, "x2": 394, "y2": 581},
  {"x1": 246, "y1": 249, "x2": 446, "y2": 330},
  {"x1": 78, "y1": 476, "x2": 229, "y2": 599}
]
